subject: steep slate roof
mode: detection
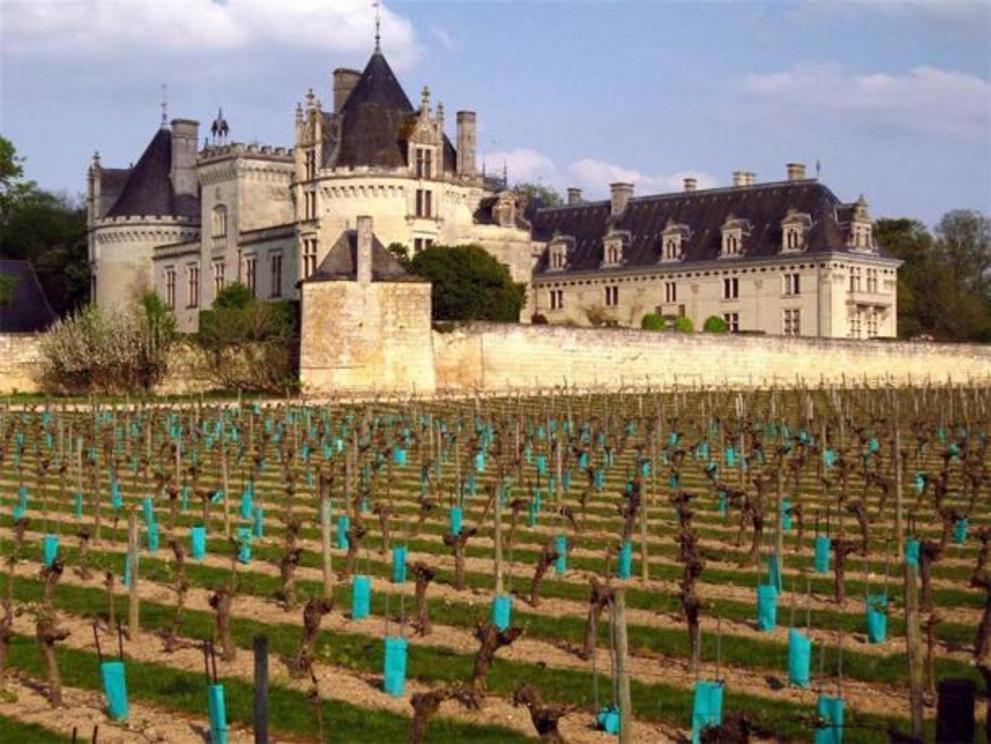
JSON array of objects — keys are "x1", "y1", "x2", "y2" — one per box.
[
  {"x1": 105, "y1": 128, "x2": 199, "y2": 219},
  {"x1": 531, "y1": 180, "x2": 894, "y2": 276},
  {"x1": 324, "y1": 50, "x2": 458, "y2": 172},
  {"x1": 0, "y1": 259, "x2": 57, "y2": 332},
  {"x1": 304, "y1": 229, "x2": 423, "y2": 283}
]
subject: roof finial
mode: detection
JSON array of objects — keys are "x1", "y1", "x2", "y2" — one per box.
[
  {"x1": 160, "y1": 83, "x2": 168, "y2": 128},
  {"x1": 373, "y1": 0, "x2": 381, "y2": 52}
]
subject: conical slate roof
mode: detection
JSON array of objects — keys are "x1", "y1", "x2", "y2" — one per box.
[
  {"x1": 334, "y1": 51, "x2": 416, "y2": 169},
  {"x1": 106, "y1": 129, "x2": 199, "y2": 219}
]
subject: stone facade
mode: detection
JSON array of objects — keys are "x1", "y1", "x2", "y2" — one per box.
[{"x1": 0, "y1": 334, "x2": 45, "y2": 394}]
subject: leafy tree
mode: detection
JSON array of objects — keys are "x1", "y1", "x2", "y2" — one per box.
[
  {"x1": 640, "y1": 313, "x2": 664, "y2": 331},
  {"x1": 0, "y1": 137, "x2": 88, "y2": 316},
  {"x1": 196, "y1": 283, "x2": 298, "y2": 392},
  {"x1": 934, "y1": 210, "x2": 991, "y2": 296},
  {"x1": 513, "y1": 182, "x2": 563, "y2": 209},
  {"x1": 409, "y1": 244, "x2": 525, "y2": 322},
  {"x1": 386, "y1": 242, "x2": 413, "y2": 271},
  {"x1": 703, "y1": 315, "x2": 728, "y2": 333},
  {"x1": 673, "y1": 316, "x2": 694, "y2": 333}
]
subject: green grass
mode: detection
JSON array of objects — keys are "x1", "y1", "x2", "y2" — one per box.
[{"x1": 0, "y1": 713, "x2": 75, "y2": 743}]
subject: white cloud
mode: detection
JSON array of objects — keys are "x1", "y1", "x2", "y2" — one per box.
[
  {"x1": 569, "y1": 159, "x2": 719, "y2": 195},
  {"x1": 482, "y1": 148, "x2": 558, "y2": 184},
  {"x1": 789, "y1": 0, "x2": 991, "y2": 38},
  {"x1": 482, "y1": 149, "x2": 719, "y2": 196},
  {"x1": 429, "y1": 24, "x2": 456, "y2": 51},
  {"x1": 740, "y1": 64, "x2": 991, "y2": 140},
  {"x1": 2, "y1": 0, "x2": 420, "y2": 68}
]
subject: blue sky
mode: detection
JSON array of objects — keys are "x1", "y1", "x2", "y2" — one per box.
[{"x1": 2, "y1": 0, "x2": 988, "y2": 227}]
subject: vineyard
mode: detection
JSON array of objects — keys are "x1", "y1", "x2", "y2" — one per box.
[{"x1": 0, "y1": 385, "x2": 987, "y2": 743}]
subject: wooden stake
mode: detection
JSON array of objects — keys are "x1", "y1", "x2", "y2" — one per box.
[
  {"x1": 905, "y1": 562, "x2": 925, "y2": 739},
  {"x1": 893, "y1": 400, "x2": 905, "y2": 559},
  {"x1": 494, "y1": 481, "x2": 504, "y2": 596},
  {"x1": 320, "y1": 492, "x2": 333, "y2": 600},
  {"x1": 221, "y1": 437, "x2": 231, "y2": 539},
  {"x1": 613, "y1": 588, "x2": 633, "y2": 744},
  {"x1": 127, "y1": 510, "x2": 139, "y2": 638},
  {"x1": 253, "y1": 634, "x2": 269, "y2": 744}
]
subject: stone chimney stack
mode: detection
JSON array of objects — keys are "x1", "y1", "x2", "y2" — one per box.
[
  {"x1": 170, "y1": 119, "x2": 199, "y2": 198},
  {"x1": 456, "y1": 111, "x2": 477, "y2": 177},
  {"x1": 732, "y1": 171, "x2": 745, "y2": 187},
  {"x1": 333, "y1": 68, "x2": 361, "y2": 112},
  {"x1": 786, "y1": 163, "x2": 806, "y2": 181},
  {"x1": 567, "y1": 187, "x2": 583, "y2": 205},
  {"x1": 356, "y1": 215, "x2": 373, "y2": 284},
  {"x1": 610, "y1": 182, "x2": 633, "y2": 216},
  {"x1": 683, "y1": 177, "x2": 697, "y2": 193},
  {"x1": 745, "y1": 171, "x2": 757, "y2": 186}
]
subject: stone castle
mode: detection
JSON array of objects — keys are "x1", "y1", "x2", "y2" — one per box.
[{"x1": 86, "y1": 41, "x2": 900, "y2": 344}]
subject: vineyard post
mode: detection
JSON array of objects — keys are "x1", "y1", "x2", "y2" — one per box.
[
  {"x1": 905, "y1": 562, "x2": 924, "y2": 738},
  {"x1": 320, "y1": 491, "x2": 333, "y2": 600},
  {"x1": 642, "y1": 421, "x2": 656, "y2": 584},
  {"x1": 494, "y1": 477, "x2": 504, "y2": 595},
  {"x1": 614, "y1": 587, "x2": 633, "y2": 743},
  {"x1": 254, "y1": 634, "x2": 269, "y2": 744},
  {"x1": 127, "y1": 510, "x2": 139, "y2": 637},
  {"x1": 221, "y1": 433, "x2": 231, "y2": 539},
  {"x1": 775, "y1": 449, "x2": 785, "y2": 573},
  {"x1": 893, "y1": 399, "x2": 905, "y2": 559}
]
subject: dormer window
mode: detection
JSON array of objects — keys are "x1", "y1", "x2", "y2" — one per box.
[
  {"x1": 414, "y1": 147, "x2": 434, "y2": 179},
  {"x1": 720, "y1": 215, "x2": 750, "y2": 258},
  {"x1": 848, "y1": 195, "x2": 875, "y2": 252},
  {"x1": 780, "y1": 208, "x2": 812, "y2": 253},
  {"x1": 660, "y1": 219, "x2": 690, "y2": 262},
  {"x1": 547, "y1": 235, "x2": 572, "y2": 271},
  {"x1": 601, "y1": 227, "x2": 630, "y2": 268}
]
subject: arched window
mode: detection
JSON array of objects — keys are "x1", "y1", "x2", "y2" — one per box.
[{"x1": 212, "y1": 205, "x2": 228, "y2": 238}]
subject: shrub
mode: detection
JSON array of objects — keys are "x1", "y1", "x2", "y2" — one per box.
[
  {"x1": 703, "y1": 315, "x2": 729, "y2": 333},
  {"x1": 640, "y1": 313, "x2": 664, "y2": 331},
  {"x1": 196, "y1": 283, "x2": 298, "y2": 393},
  {"x1": 39, "y1": 291, "x2": 177, "y2": 393},
  {"x1": 673, "y1": 316, "x2": 694, "y2": 333},
  {"x1": 531, "y1": 313, "x2": 548, "y2": 325},
  {"x1": 409, "y1": 244, "x2": 525, "y2": 322}
]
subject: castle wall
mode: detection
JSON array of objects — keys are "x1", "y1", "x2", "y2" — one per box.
[
  {"x1": 299, "y1": 280, "x2": 435, "y2": 395},
  {"x1": 432, "y1": 322, "x2": 991, "y2": 392},
  {"x1": 0, "y1": 334, "x2": 45, "y2": 394}
]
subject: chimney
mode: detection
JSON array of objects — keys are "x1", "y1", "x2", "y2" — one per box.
[
  {"x1": 567, "y1": 187, "x2": 582, "y2": 205},
  {"x1": 786, "y1": 162, "x2": 806, "y2": 181},
  {"x1": 610, "y1": 182, "x2": 633, "y2": 216},
  {"x1": 732, "y1": 171, "x2": 745, "y2": 187},
  {"x1": 745, "y1": 171, "x2": 757, "y2": 186},
  {"x1": 356, "y1": 215, "x2": 373, "y2": 284},
  {"x1": 456, "y1": 111, "x2": 477, "y2": 177},
  {"x1": 683, "y1": 177, "x2": 697, "y2": 193},
  {"x1": 170, "y1": 119, "x2": 199, "y2": 198},
  {"x1": 333, "y1": 68, "x2": 361, "y2": 112}
]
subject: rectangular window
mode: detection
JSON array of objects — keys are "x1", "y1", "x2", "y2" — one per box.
[
  {"x1": 866, "y1": 309, "x2": 878, "y2": 337},
  {"x1": 164, "y1": 266, "x2": 176, "y2": 310},
  {"x1": 302, "y1": 239, "x2": 318, "y2": 279},
  {"x1": 664, "y1": 281, "x2": 677, "y2": 304},
  {"x1": 866, "y1": 268, "x2": 878, "y2": 293},
  {"x1": 245, "y1": 254, "x2": 257, "y2": 296},
  {"x1": 723, "y1": 276, "x2": 739, "y2": 299},
  {"x1": 187, "y1": 263, "x2": 199, "y2": 308},
  {"x1": 90, "y1": 274, "x2": 97, "y2": 301},
  {"x1": 415, "y1": 148, "x2": 433, "y2": 179},
  {"x1": 305, "y1": 150, "x2": 316, "y2": 180},
  {"x1": 605, "y1": 285, "x2": 619, "y2": 307},
  {"x1": 270, "y1": 252, "x2": 283, "y2": 298},
  {"x1": 549, "y1": 289, "x2": 564, "y2": 310},
  {"x1": 415, "y1": 189, "x2": 432, "y2": 218},
  {"x1": 304, "y1": 191, "x2": 317, "y2": 221},
  {"x1": 849, "y1": 267, "x2": 862, "y2": 292},
  {"x1": 723, "y1": 312, "x2": 739, "y2": 333},
  {"x1": 212, "y1": 260, "x2": 225, "y2": 298},
  {"x1": 848, "y1": 310, "x2": 862, "y2": 339},
  {"x1": 783, "y1": 273, "x2": 800, "y2": 296},
  {"x1": 783, "y1": 308, "x2": 801, "y2": 336}
]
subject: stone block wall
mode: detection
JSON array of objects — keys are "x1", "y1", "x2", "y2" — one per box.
[
  {"x1": 300, "y1": 280, "x2": 435, "y2": 395},
  {"x1": 0, "y1": 334, "x2": 45, "y2": 394},
  {"x1": 433, "y1": 323, "x2": 991, "y2": 392}
]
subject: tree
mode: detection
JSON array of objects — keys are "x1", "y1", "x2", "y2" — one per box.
[
  {"x1": 935, "y1": 210, "x2": 991, "y2": 296},
  {"x1": 513, "y1": 182, "x2": 562, "y2": 209},
  {"x1": 703, "y1": 315, "x2": 728, "y2": 333},
  {"x1": 673, "y1": 316, "x2": 694, "y2": 333},
  {"x1": 196, "y1": 283, "x2": 299, "y2": 392},
  {"x1": 640, "y1": 313, "x2": 664, "y2": 331},
  {"x1": 409, "y1": 244, "x2": 525, "y2": 322},
  {"x1": 0, "y1": 137, "x2": 89, "y2": 316},
  {"x1": 386, "y1": 242, "x2": 412, "y2": 271}
]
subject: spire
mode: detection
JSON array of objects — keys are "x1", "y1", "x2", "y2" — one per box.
[{"x1": 373, "y1": 0, "x2": 381, "y2": 52}]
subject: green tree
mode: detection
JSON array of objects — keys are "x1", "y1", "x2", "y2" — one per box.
[
  {"x1": 703, "y1": 315, "x2": 728, "y2": 333},
  {"x1": 197, "y1": 283, "x2": 298, "y2": 392},
  {"x1": 386, "y1": 242, "x2": 413, "y2": 271},
  {"x1": 640, "y1": 313, "x2": 664, "y2": 331},
  {"x1": 934, "y1": 209, "x2": 991, "y2": 296},
  {"x1": 409, "y1": 244, "x2": 525, "y2": 322},
  {"x1": 673, "y1": 316, "x2": 694, "y2": 333},
  {"x1": 513, "y1": 182, "x2": 563, "y2": 208},
  {"x1": 0, "y1": 138, "x2": 89, "y2": 316}
]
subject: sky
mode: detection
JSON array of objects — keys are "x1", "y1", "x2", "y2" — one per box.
[{"x1": 2, "y1": 0, "x2": 989, "y2": 228}]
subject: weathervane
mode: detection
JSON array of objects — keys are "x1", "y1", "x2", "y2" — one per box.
[
  {"x1": 160, "y1": 83, "x2": 168, "y2": 128},
  {"x1": 373, "y1": 0, "x2": 381, "y2": 51}
]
